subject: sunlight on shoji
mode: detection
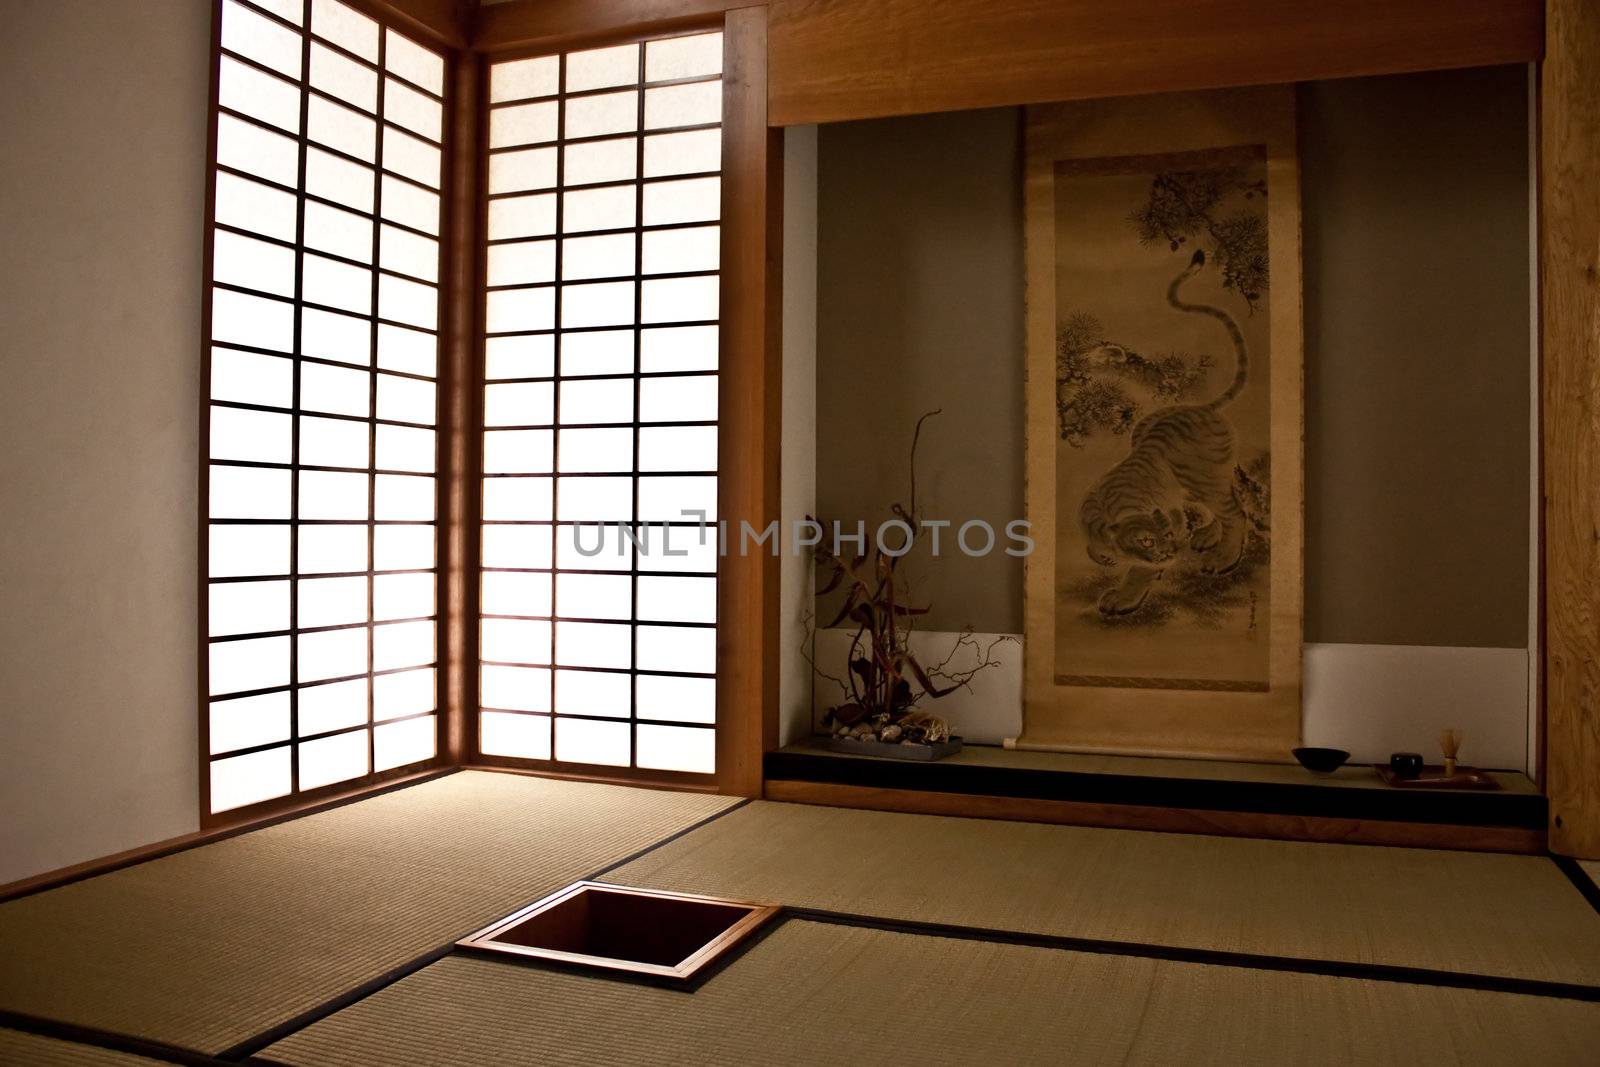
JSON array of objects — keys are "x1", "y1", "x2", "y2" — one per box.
[
  {"x1": 566, "y1": 43, "x2": 638, "y2": 92},
  {"x1": 556, "y1": 669, "x2": 632, "y2": 718},
  {"x1": 640, "y1": 324, "x2": 718, "y2": 372},
  {"x1": 217, "y1": 114, "x2": 299, "y2": 185},
  {"x1": 298, "y1": 678, "x2": 368, "y2": 735},
  {"x1": 212, "y1": 348, "x2": 293, "y2": 408},
  {"x1": 298, "y1": 575, "x2": 368, "y2": 629},
  {"x1": 482, "y1": 619, "x2": 552, "y2": 665},
  {"x1": 375, "y1": 667, "x2": 435, "y2": 719},
  {"x1": 379, "y1": 324, "x2": 438, "y2": 376},
  {"x1": 565, "y1": 137, "x2": 636, "y2": 185},
  {"x1": 486, "y1": 335, "x2": 556, "y2": 380},
  {"x1": 375, "y1": 571, "x2": 435, "y2": 620},
  {"x1": 209, "y1": 580, "x2": 290, "y2": 637},
  {"x1": 480, "y1": 522, "x2": 554, "y2": 569},
  {"x1": 556, "y1": 621, "x2": 632, "y2": 670},
  {"x1": 300, "y1": 414, "x2": 370, "y2": 468},
  {"x1": 640, "y1": 374, "x2": 717, "y2": 421},
  {"x1": 303, "y1": 307, "x2": 373, "y2": 365},
  {"x1": 482, "y1": 571, "x2": 554, "y2": 617},
  {"x1": 210, "y1": 524, "x2": 291, "y2": 578},
  {"x1": 558, "y1": 427, "x2": 633, "y2": 472},
  {"x1": 563, "y1": 233, "x2": 636, "y2": 281},
  {"x1": 562, "y1": 330, "x2": 634, "y2": 375},
  {"x1": 477, "y1": 30, "x2": 722, "y2": 772},
  {"x1": 643, "y1": 128, "x2": 721, "y2": 177},
  {"x1": 382, "y1": 177, "x2": 441, "y2": 234},
  {"x1": 637, "y1": 673, "x2": 716, "y2": 724},
  {"x1": 638, "y1": 425, "x2": 717, "y2": 471},
  {"x1": 555, "y1": 475, "x2": 633, "y2": 522},
  {"x1": 556, "y1": 717, "x2": 629, "y2": 767},
  {"x1": 480, "y1": 711, "x2": 551, "y2": 759},
  {"x1": 636, "y1": 624, "x2": 715, "y2": 674},
  {"x1": 557, "y1": 572, "x2": 633, "y2": 620},
  {"x1": 483, "y1": 429, "x2": 554, "y2": 473},
  {"x1": 376, "y1": 473, "x2": 436, "y2": 520},
  {"x1": 636, "y1": 575, "x2": 716, "y2": 623},
  {"x1": 492, "y1": 55, "x2": 558, "y2": 103},
  {"x1": 208, "y1": 0, "x2": 444, "y2": 806},
  {"x1": 210, "y1": 691, "x2": 291, "y2": 755},
  {"x1": 210, "y1": 747, "x2": 292, "y2": 813},
  {"x1": 636, "y1": 724, "x2": 714, "y2": 773},
  {"x1": 375, "y1": 715, "x2": 436, "y2": 770},
  {"x1": 210, "y1": 635, "x2": 290, "y2": 696},
  {"x1": 560, "y1": 378, "x2": 634, "y2": 424},
  {"x1": 298, "y1": 524, "x2": 369, "y2": 573},
  {"x1": 299, "y1": 626, "x2": 368, "y2": 682},
  {"x1": 482, "y1": 665, "x2": 552, "y2": 712},
  {"x1": 374, "y1": 619, "x2": 435, "y2": 671},
  {"x1": 637, "y1": 523, "x2": 718, "y2": 573},
  {"x1": 562, "y1": 185, "x2": 636, "y2": 232},
  {"x1": 298, "y1": 729, "x2": 369, "y2": 790},
  {"x1": 375, "y1": 523, "x2": 436, "y2": 570},
  {"x1": 483, "y1": 475, "x2": 553, "y2": 521},
  {"x1": 555, "y1": 523, "x2": 634, "y2": 571}
]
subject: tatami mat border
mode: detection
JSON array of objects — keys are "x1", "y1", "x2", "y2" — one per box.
[
  {"x1": 1552, "y1": 855, "x2": 1600, "y2": 916},
  {"x1": 0, "y1": 1011, "x2": 229, "y2": 1067},
  {"x1": 785, "y1": 908, "x2": 1600, "y2": 1004},
  {"x1": 10, "y1": 789, "x2": 1600, "y2": 1066}
]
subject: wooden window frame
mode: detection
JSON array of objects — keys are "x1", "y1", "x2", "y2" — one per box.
[
  {"x1": 198, "y1": 0, "x2": 463, "y2": 828},
  {"x1": 461, "y1": 10, "x2": 778, "y2": 796},
  {"x1": 199, "y1": 0, "x2": 779, "y2": 828}
]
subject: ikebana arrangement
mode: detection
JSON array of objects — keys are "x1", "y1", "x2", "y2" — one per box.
[{"x1": 805, "y1": 410, "x2": 1011, "y2": 758}]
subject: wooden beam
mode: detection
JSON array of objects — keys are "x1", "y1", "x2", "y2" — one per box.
[
  {"x1": 1543, "y1": 0, "x2": 1600, "y2": 859},
  {"x1": 716, "y1": 5, "x2": 783, "y2": 796},
  {"x1": 344, "y1": 0, "x2": 473, "y2": 50},
  {"x1": 766, "y1": 0, "x2": 1545, "y2": 127},
  {"x1": 765, "y1": 780, "x2": 1547, "y2": 855},
  {"x1": 473, "y1": 0, "x2": 748, "y2": 54}
]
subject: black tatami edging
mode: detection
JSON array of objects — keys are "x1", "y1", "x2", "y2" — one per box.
[
  {"x1": 1552, "y1": 855, "x2": 1600, "y2": 917},
  {"x1": 9, "y1": 794, "x2": 1600, "y2": 1067},
  {"x1": 0, "y1": 1010, "x2": 232, "y2": 1067},
  {"x1": 219, "y1": 794, "x2": 756, "y2": 1060},
  {"x1": 585, "y1": 797, "x2": 755, "y2": 881},
  {"x1": 785, "y1": 908, "x2": 1600, "y2": 1004},
  {"x1": 764, "y1": 749, "x2": 1548, "y2": 830}
]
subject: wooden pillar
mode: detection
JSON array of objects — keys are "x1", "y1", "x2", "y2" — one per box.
[
  {"x1": 438, "y1": 48, "x2": 484, "y2": 766},
  {"x1": 1542, "y1": 0, "x2": 1600, "y2": 857},
  {"x1": 717, "y1": 5, "x2": 783, "y2": 795}
]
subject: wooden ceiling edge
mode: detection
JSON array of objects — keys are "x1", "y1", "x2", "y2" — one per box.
[
  {"x1": 470, "y1": 0, "x2": 762, "y2": 54},
  {"x1": 346, "y1": 0, "x2": 474, "y2": 51}
]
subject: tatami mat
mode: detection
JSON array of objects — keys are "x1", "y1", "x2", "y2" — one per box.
[
  {"x1": 610, "y1": 801, "x2": 1600, "y2": 986},
  {"x1": 0, "y1": 1029, "x2": 166, "y2": 1066},
  {"x1": 264, "y1": 920, "x2": 1600, "y2": 1066},
  {"x1": 0, "y1": 771, "x2": 736, "y2": 1054}
]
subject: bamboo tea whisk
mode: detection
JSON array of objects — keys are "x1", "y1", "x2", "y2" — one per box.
[{"x1": 1440, "y1": 729, "x2": 1464, "y2": 777}]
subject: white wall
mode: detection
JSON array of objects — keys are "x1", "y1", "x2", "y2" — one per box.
[
  {"x1": 778, "y1": 126, "x2": 818, "y2": 745},
  {"x1": 810, "y1": 632, "x2": 1530, "y2": 770},
  {"x1": 0, "y1": 0, "x2": 209, "y2": 883}
]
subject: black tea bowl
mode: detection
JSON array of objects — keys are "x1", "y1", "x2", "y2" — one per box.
[{"x1": 1292, "y1": 747, "x2": 1351, "y2": 773}]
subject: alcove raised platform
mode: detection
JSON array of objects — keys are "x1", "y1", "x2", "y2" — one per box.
[{"x1": 765, "y1": 741, "x2": 1545, "y2": 853}]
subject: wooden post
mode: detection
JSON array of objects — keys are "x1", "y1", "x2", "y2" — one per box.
[
  {"x1": 717, "y1": 5, "x2": 783, "y2": 795},
  {"x1": 1542, "y1": 0, "x2": 1600, "y2": 857}
]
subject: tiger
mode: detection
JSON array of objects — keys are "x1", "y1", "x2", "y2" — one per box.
[{"x1": 1078, "y1": 250, "x2": 1251, "y2": 617}]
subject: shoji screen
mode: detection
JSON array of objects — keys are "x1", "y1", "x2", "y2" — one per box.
[
  {"x1": 478, "y1": 33, "x2": 723, "y2": 776},
  {"x1": 204, "y1": 0, "x2": 446, "y2": 816}
]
